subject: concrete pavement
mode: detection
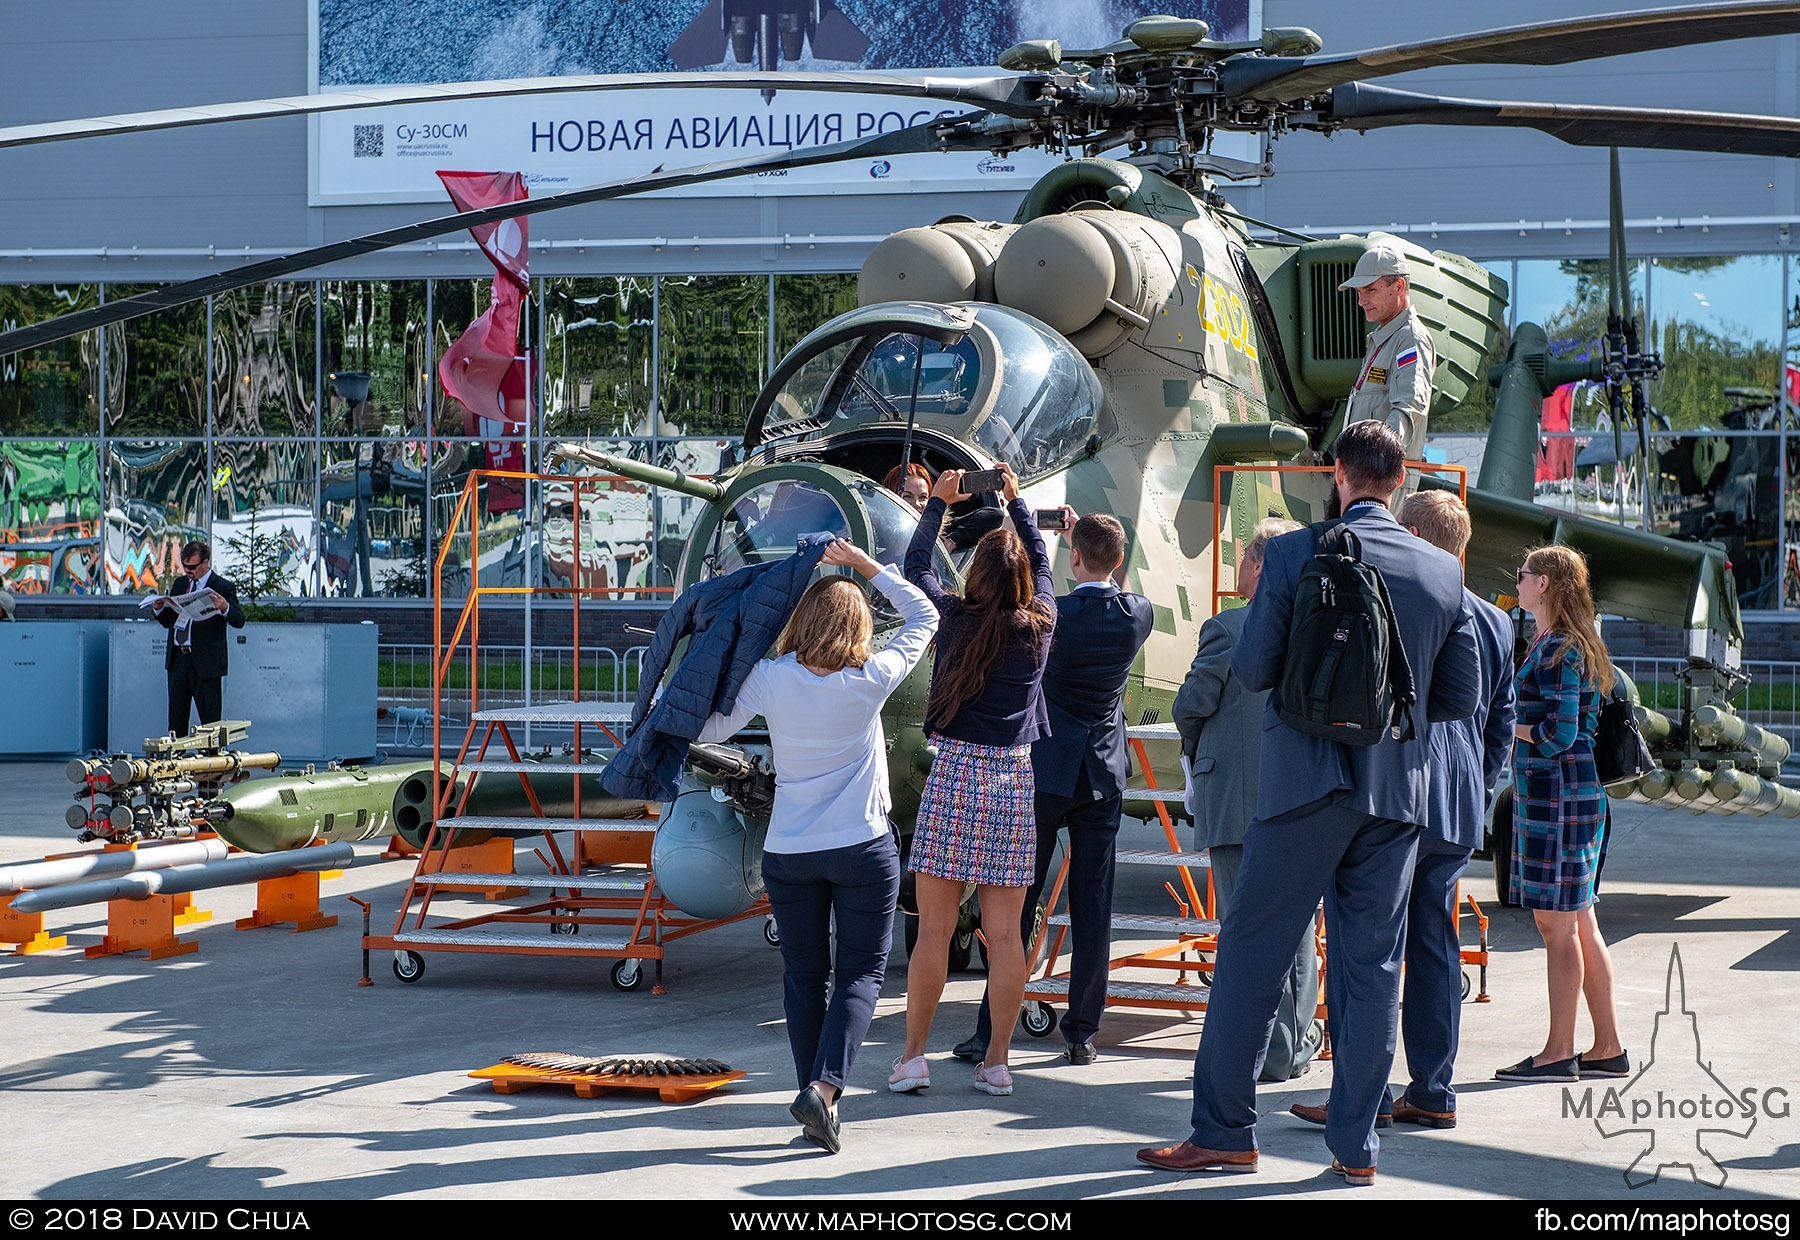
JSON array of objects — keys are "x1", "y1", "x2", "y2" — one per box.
[{"x1": 0, "y1": 759, "x2": 1795, "y2": 1203}]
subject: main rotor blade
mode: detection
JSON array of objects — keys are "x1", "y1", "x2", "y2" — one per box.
[
  {"x1": 0, "y1": 118, "x2": 990, "y2": 358},
  {"x1": 1224, "y1": 2, "x2": 1800, "y2": 102},
  {"x1": 0, "y1": 70, "x2": 1048, "y2": 151},
  {"x1": 1324, "y1": 83, "x2": 1800, "y2": 158}
]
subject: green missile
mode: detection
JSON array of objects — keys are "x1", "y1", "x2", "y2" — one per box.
[{"x1": 207, "y1": 760, "x2": 653, "y2": 853}]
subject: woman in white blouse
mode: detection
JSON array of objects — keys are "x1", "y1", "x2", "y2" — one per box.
[{"x1": 699, "y1": 538, "x2": 938, "y2": 1155}]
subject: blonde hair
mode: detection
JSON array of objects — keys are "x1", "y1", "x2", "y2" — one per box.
[
  {"x1": 1398, "y1": 491, "x2": 1472, "y2": 559},
  {"x1": 1522, "y1": 544, "x2": 1615, "y2": 695},
  {"x1": 776, "y1": 576, "x2": 873, "y2": 672}
]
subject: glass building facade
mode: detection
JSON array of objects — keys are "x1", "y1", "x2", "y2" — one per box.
[{"x1": 2, "y1": 257, "x2": 1796, "y2": 611}]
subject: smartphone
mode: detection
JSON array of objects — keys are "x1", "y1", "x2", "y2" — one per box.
[
  {"x1": 959, "y1": 467, "x2": 1006, "y2": 495},
  {"x1": 1035, "y1": 508, "x2": 1069, "y2": 531}
]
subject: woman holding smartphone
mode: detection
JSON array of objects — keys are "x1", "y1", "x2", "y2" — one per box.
[
  {"x1": 697, "y1": 538, "x2": 938, "y2": 1153},
  {"x1": 893, "y1": 461, "x2": 1056, "y2": 1098}
]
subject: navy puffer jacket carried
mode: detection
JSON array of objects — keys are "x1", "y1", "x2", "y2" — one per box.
[{"x1": 600, "y1": 533, "x2": 833, "y2": 803}]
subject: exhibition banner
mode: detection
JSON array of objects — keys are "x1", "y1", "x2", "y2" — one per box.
[{"x1": 309, "y1": 0, "x2": 1257, "y2": 205}]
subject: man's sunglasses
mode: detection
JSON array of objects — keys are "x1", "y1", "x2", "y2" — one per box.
[{"x1": 182, "y1": 559, "x2": 206, "y2": 570}]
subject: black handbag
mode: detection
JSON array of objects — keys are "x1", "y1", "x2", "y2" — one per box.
[{"x1": 1594, "y1": 689, "x2": 1655, "y2": 786}]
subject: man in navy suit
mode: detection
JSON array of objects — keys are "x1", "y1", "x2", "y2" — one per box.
[
  {"x1": 1138, "y1": 421, "x2": 1481, "y2": 1185},
  {"x1": 152, "y1": 540, "x2": 247, "y2": 736},
  {"x1": 1291, "y1": 490, "x2": 1515, "y2": 1132},
  {"x1": 956, "y1": 510, "x2": 1155, "y2": 1065}
]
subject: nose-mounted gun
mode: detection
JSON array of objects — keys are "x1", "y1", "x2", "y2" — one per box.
[{"x1": 688, "y1": 741, "x2": 777, "y2": 819}]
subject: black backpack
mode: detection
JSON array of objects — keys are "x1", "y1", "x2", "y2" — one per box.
[{"x1": 1275, "y1": 520, "x2": 1418, "y2": 746}]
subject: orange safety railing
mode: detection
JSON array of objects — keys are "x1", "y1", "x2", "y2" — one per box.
[{"x1": 429, "y1": 466, "x2": 704, "y2": 812}]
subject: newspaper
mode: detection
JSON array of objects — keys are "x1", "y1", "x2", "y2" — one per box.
[{"x1": 139, "y1": 589, "x2": 224, "y2": 623}]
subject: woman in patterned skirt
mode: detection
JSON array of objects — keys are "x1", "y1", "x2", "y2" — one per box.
[
  {"x1": 893, "y1": 461, "x2": 1056, "y2": 1098},
  {"x1": 1496, "y1": 545, "x2": 1629, "y2": 1084}
]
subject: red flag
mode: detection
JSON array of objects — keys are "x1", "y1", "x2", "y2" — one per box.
[{"x1": 436, "y1": 171, "x2": 529, "y2": 429}]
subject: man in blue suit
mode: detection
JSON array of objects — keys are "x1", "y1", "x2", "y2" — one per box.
[
  {"x1": 1138, "y1": 421, "x2": 1481, "y2": 1185},
  {"x1": 1291, "y1": 490, "x2": 1515, "y2": 1132},
  {"x1": 956, "y1": 510, "x2": 1155, "y2": 1065}
]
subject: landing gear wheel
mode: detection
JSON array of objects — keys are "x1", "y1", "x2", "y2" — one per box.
[
  {"x1": 947, "y1": 926, "x2": 975, "y2": 973},
  {"x1": 611, "y1": 959, "x2": 643, "y2": 992},
  {"x1": 1021, "y1": 1002, "x2": 1059, "y2": 1038},
  {"x1": 550, "y1": 905, "x2": 579, "y2": 937},
  {"x1": 392, "y1": 950, "x2": 425, "y2": 984},
  {"x1": 764, "y1": 916, "x2": 781, "y2": 946}
]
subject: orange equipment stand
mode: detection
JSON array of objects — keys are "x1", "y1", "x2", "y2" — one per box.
[
  {"x1": 236, "y1": 866, "x2": 343, "y2": 933},
  {"x1": 87, "y1": 892, "x2": 211, "y2": 960}
]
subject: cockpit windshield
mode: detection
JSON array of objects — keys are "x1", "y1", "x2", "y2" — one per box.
[
  {"x1": 756, "y1": 303, "x2": 1103, "y2": 483},
  {"x1": 706, "y1": 476, "x2": 956, "y2": 625}
]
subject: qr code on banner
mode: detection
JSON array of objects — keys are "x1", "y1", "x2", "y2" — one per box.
[{"x1": 353, "y1": 124, "x2": 384, "y2": 157}]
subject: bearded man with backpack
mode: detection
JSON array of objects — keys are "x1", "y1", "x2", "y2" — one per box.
[{"x1": 1138, "y1": 420, "x2": 1482, "y2": 1186}]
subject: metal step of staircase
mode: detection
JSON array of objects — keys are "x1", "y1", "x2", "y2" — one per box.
[
  {"x1": 413, "y1": 869, "x2": 651, "y2": 892},
  {"x1": 456, "y1": 761, "x2": 618, "y2": 776},
  {"x1": 1116, "y1": 847, "x2": 1209, "y2": 868},
  {"x1": 471, "y1": 701, "x2": 634, "y2": 724},
  {"x1": 435, "y1": 815, "x2": 658, "y2": 833},
  {"x1": 389, "y1": 929, "x2": 644, "y2": 952},
  {"x1": 1047, "y1": 911, "x2": 1218, "y2": 935},
  {"x1": 1023, "y1": 976, "x2": 1210, "y2": 1006}
]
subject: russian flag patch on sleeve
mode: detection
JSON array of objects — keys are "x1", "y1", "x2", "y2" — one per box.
[{"x1": 1395, "y1": 347, "x2": 1419, "y2": 367}]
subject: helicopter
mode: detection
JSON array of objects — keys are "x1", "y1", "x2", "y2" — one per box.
[{"x1": 4, "y1": 4, "x2": 1800, "y2": 942}]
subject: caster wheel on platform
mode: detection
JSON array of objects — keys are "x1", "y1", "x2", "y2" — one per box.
[
  {"x1": 392, "y1": 951, "x2": 425, "y2": 984},
  {"x1": 764, "y1": 917, "x2": 781, "y2": 946},
  {"x1": 1021, "y1": 1002, "x2": 1059, "y2": 1038},
  {"x1": 611, "y1": 959, "x2": 644, "y2": 992}
]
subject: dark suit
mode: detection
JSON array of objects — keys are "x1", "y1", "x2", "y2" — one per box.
[
  {"x1": 1381, "y1": 589, "x2": 1514, "y2": 1115},
  {"x1": 1173, "y1": 605, "x2": 1320, "y2": 1081},
  {"x1": 156, "y1": 571, "x2": 246, "y2": 735},
  {"x1": 972, "y1": 581, "x2": 1154, "y2": 1049},
  {"x1": 1186, "y1": 501, "x2": 1480, "y2": 1170}
]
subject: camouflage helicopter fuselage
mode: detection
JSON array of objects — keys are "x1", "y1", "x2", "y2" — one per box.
[{"x1": 567, "y1": 154, "x2": 1767, "y2": 845}]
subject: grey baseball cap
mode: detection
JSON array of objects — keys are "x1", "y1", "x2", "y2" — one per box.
[{"x1": 1338, "y1": 245, "x2": 1413, "y2": 289}]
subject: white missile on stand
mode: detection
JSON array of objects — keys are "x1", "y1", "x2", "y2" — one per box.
[
  {"x1": 10, "y1": 843, "x2": 355, "y2": 914},
  {"x1": 0, "y1": 838, "x2": 232, "y2": 896}
]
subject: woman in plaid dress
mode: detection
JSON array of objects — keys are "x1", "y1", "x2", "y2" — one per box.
[
  {"x1": 893, "y1": 461, "x2": 1056, "y2": 1098},
  {"x1": 1496, "y1": 545, "x2": 1629, "y2": 1084}
]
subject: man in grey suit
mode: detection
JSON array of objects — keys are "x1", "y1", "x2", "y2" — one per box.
[
  {"x1": 1291, "y1": 490, "x2": 1515, "y2": 1132},
  {"x1": 1138, "y1": 421, "x2": 1481, "y2": 1185},
  {"x1": 1173, "y1": 515, "x2": 1320, "y2": 1083}
]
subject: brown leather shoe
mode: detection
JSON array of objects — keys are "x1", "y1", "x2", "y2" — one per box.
[
  {"x1": 1289, "y1": 1101, "x2": 1393, "y2": 1129},
  {"x1": 1136, "y1": 1141, "x2": 1259, "y2": 1173},
  {"x1": 1391, "y1": 1098, "x2": 1457, "y2": 1129},
  {"x1": 1330, "y1": 1158, "x2": 1377, "y2": 1186}
]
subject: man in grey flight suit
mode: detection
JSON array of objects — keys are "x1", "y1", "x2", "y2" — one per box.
[{"x1": 1338, "y1": 242, "x2": 1436, "y2": 473}]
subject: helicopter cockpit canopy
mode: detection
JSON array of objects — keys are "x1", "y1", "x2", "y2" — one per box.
[
  {"x1": 746, "y1": 301, "x2": 1104, "y2": 484},
  {"x1": 699, "y1": 469, "x2": 958, "y2": 624}
]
